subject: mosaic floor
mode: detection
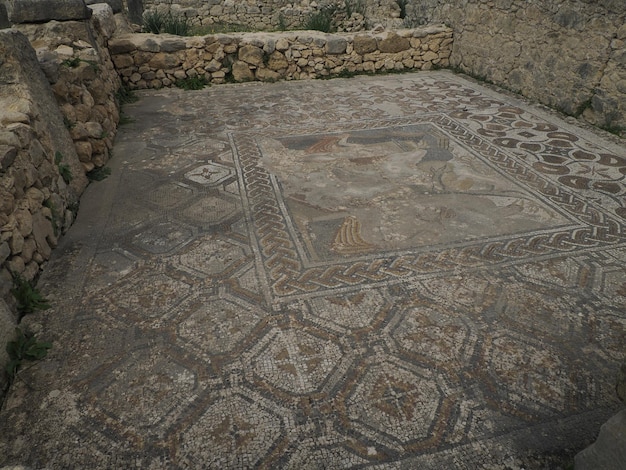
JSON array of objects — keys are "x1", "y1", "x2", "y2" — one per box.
[{"x1": 1, "y1": 71, "x2": 625, "y2": 469}]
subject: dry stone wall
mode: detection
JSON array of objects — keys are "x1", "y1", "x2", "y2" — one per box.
[
  {"x1": 14, "y1": 4, "x2": 123, "y2": 173},
  {"x1": 109, "y1": 25, "x2": 452, "y2": 88},
  {"x1": 403, "y1": 0, "x2": 626, "y2": 133},
  {"x1": 0, "y1": 29, "x2": 88, "y2": 290},
  {"x1": 138, "y1": 0, "x2": 404, "y2": 31}
]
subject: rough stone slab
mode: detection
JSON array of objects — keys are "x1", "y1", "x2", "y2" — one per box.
[
  {"x1": 326, "y1": 36, "x2": 347, "y2": 54},
  {"x1": 6, "y1": 0, "x2": 91, "y2": 23},
  {"x1": 87, "y1": 3, "x2": 116, "y2": 39}
]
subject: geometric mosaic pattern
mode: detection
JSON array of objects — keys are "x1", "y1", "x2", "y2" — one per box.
[{"x1": 0, "y1": 71, "x2": 624, "y2": 468}]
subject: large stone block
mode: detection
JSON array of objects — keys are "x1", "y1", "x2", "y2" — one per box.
[{"x1": 6, "y1": 0, "x2": 91, "y2": 23}]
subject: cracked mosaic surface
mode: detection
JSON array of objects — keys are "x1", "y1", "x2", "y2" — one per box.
[{"x1": 0, "y1": 71, "x2": 625, "y2": 468}]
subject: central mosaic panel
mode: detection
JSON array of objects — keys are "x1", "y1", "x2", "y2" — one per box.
[
  {"x1": 233, "y1": 115, "x2": 624, "y2": 299},
  {"x1": 258, "y1": 124, "x2": 570, "y2": 260}
]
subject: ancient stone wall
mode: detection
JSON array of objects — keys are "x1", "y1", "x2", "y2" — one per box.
[
  {"x1": 136, "y1": 0, "x2": 404, "y2": 31},
  {"x1": 14, "y1": 5, "x2": 122, "y2": 173},
  {"x1": 403, "y1": 0, "x2": 626, "y2": 133},
  {"x1": 0, "y1": 5, "x2": 123, "y2": 392},
  {"x1": 0, "y1": 29, "x2": 89, "y2": 287},
  {"x1": 109, "y1": 25, "x2": 452, "y2": 88}
]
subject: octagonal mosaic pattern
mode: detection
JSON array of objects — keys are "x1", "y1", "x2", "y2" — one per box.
[{"x1": 1, "y1": 72, "x2": 625, "y2": 469}]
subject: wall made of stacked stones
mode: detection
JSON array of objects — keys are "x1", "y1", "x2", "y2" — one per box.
[
  {"x1": 109, "y1": 25, "x2": 452, "y2": 88},
  {"x1": 403, "y1": 0, "x2": 626, "y2": 133},
  {"x1": 139, "y1": 0, "x2": 402, "y2": 31},
  {"x1": 14, "y1": 5, "x2": 123, "y2": 173},
  {"x1": 0, "y1": 30, "x2": 89, "y2": 291}
]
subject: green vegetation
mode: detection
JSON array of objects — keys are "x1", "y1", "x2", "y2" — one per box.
[
  {"x1": 143, "y1": 10, "x2": 191, "y2": 35},
  {"x1": 61, "y1": 57, "x2": 81, "y2": 68},
  {"x1": 5, "y1": 329, "x2": 52, "y2": 383},
  {"x1": 87, "y1": 166, "x2": 112, "y2": 182},
  {"x1": 115, "y1": 85, "x2": 139, "y2": 106},
  {"x1": 63, "y1": 116, "x2": 75, "y2": 130},
  {"x1": 11, "y1": 276, "x2": 51, "y2": 317},
  {"x1": 345, "y1": 0, "x2": 367, "y2": 19},
  {"x1": 55, "y1": 151, "x2": 73, "y2": 185},
  {"x1": 304, "y1": 5, "x2": 337, "y2": 33},
  {"x1": 61, "y1": 57, "x2": 99, "y2": 72},
  {"x1": 42, "y1": 199, "x2": 60, "y2": 237},
  {"x1": 175, "y1": 75, "x2": 210, "y2": 90}
]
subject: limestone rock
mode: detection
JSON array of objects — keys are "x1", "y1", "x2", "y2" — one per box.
[
  {"x1": 231, "y1": 61, "x2": 254, "y2": 82},
  {"x1": 255, "y1": 68, "x2": 280, "y2": 81},
  {"x1": 6, "y1": 0, "x2": 91, "y2": 23},
  {"x1": 88, "y1": 3, "x2": 117, "y2": 39},
  {"x1": 326, "y1": 36, "x2": 347, "y2": 54},
  {"x1": 84, "y1": 0, "x2": 122, "y2": 14},
  {"x1": 378, "y1": 32, "x2": 410, "y2": 53},
  {"x1": 353, "y1": 35, "x2": 377, "y2": 55},
  {"x1": 268, "y1": 51, "x2": 288, "y2": 71},
  {"x1": 239, "y1": 45, "x2": 264, "y2": 66}
]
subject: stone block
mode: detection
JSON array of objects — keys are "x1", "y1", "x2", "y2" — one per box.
[
  {"x1": 160, "y1": 38, "x2": 187, "y2": 53},
  {"x1": 231, "y1": 61, "x2": 254, "y2": 82},
  {"x1": 84, "y1": 0, "x2": 122, "y2": 13},
  {"x1": 108, "y1": 38, "x2": 136, "y2": 55},
  {"x1": 353, "y1": 35, "x2": 377, "y2": 55},
  {"x1": 88, "y1": 3, "x2": 117, "y2": 39},
  {"x1": 239, "y1": 44, "x2": 264, "y2": 66},
  {"x1": 378, "y1": 32, "x2": 410, "y2": 53},
  {"x1": 6, "y1": 0, "x2": 91, "y2": 23},
  {"x1": 268, "y1": 51, "x2": 288, "y2": 71},
  {"x1": 326, "y1": 36, "x2": 347, "y2": 55}
]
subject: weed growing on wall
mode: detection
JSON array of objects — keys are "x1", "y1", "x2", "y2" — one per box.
[
  {"x1": 11, "y1": 276, "x2": 51, "y2": 318},
  {"x1": 115, "y1": 85, "x2": 138, "y2": 105},
  {"x1": 5, "y1": 328, "x2": 52, "y2": 384},
  {"x1": 345, "y1": 0, "x2": 366, "y2": 19},
  {"x1": 87, "y1": 166, "x2": 112, "y2": 182},
  {"x1": 143, "y1": 10, "x2": 191, "y2": 35},
  {"x1": 304, "y1": 5, "x2": 337, "y2": 32},
  {"x1": 175, "y1": 75, "x2": 210, "y2": 90},
  {"x1": 54, "y1": 151, "x2": 73, "y2": 185}
]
